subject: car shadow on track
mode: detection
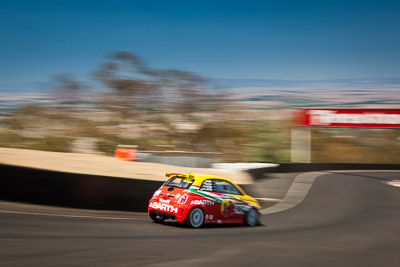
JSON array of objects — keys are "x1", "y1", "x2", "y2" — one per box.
[{"x1": 152, "y1": 220, "x2": 266, "y2": 229}]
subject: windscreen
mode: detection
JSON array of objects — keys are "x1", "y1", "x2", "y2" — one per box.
[{"x1": 165, "y1": 176, "x2": 193, "y2": 189}]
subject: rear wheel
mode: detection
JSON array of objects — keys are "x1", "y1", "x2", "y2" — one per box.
[
  {"x1": 186, "y1": 208, "x2": 204, "y2": 228},
  {"x1": 149, "y1": 211, "x2": 165, "y2": 223},
  {"x1": 245, "y1": 209, "x2": 259, "y2": 226}
]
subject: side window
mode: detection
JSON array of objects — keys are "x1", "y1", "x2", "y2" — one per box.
[
  {"x1": 214, "y1": 180, "x2": 242, "y2": 195},
  {"x1": 200, "y1": 179, "x2": 214, "y2": 192}
]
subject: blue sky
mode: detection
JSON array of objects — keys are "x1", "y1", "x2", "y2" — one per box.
[{"x1": 1, "y1": 0, "x2": 399, "y2": 92}]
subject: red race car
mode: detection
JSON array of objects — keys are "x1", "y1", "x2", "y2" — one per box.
[{"x1": 148, "y1": 173, "x2": 261, "y2": 228}]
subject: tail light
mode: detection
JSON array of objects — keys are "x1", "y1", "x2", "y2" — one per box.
[{"x1": 152, "y1": 190, "x2": 161, "y2": 199}]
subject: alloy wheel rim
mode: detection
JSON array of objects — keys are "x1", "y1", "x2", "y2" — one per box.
[
  {"x1": 247, "y1": 210, "x2": 258, "y2": 226},
  {"x1": 191, "y1": 209, "x2": 203, "y2": 227}
]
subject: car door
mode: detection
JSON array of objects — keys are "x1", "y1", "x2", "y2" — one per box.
[
  {"x1": 197, "y1": 179, "x2": 221, "y2": 223},
  {"x1": 213, "y1": 179, "x2": 245, "y2": 222}
]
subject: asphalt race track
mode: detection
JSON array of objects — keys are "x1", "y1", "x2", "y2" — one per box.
[{"x1": 0, "y1": 171, "x2": 399, "y2": 267}]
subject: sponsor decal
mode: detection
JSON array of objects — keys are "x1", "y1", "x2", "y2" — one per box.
[
  {"x1": 190, "y1": 199, "x2": 215, "y2": 206},
  {"x1": 222, "y1": 195, "x2": 236, "y2": 200},
  {"x1": 221, "y1": 199, "x2": 235, "y2": 217},
  {"x1": 177, "y1": 194, "x2": 189, "y2": 204},
  {"x1": 234, "y1": 204, "x2": 251, "y2": 214},
  {"x1": 217, "y1": 220, "x2": 222, "y2": 224},
  {"x1": 296, "y1": 108, "x2": 400, "y2": 128},
  {"x1": 308, "y1": 110, "x2": 400, "y2": 125},
  {"x1": 161, "y1": 193, "x2": 175, "y2": 197},
  {"x1": 188, "y1": 186, "x2": 258, "y2": 209},
  {"x1": 149, "y1": 202, "x2": 178, "y2": 213},
  {"x1": 159, "y1": 198, "x2": 170, "y2": 204},
  {"x1": 188, "y1": 188, "x2": 221, "y2": 203},
  {"x1": 175, "y1": 193, "x2": 181, "y2": 200}
]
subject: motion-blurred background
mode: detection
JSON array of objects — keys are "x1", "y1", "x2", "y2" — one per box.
[{"x1": 1, "y1": 0, "x2": 400, "y2": 164}]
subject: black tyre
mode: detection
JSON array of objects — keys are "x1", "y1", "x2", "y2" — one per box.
[
  {"x1": 149, "y1": 211, "x2": 165, "y2": 223},
  {"x1": 186, "y1": 208, "x2": 204, "y2": 228},
  {"x1": 245, "y1": 209, "x2": 259, "y2": 226}
]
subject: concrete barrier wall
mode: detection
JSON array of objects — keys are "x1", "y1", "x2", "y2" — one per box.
[
  {"x1": 247, "y1": 163, "x2": 400, "y2": 180},
  {"x1": 136, "y1": 152, "x2": 215, "y2": 168},
  {"x1": 0, "y1": 164, "x2": 163, "y2": 212},
  {"x1": 3, "y1": 162, "x2": 399, "y2": 212}
]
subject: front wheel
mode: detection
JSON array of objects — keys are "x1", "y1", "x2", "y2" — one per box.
[
  {"x1": 245, "y1": 209, "x2": 259, "y2": 226},
  {"x1": 149, "y1": 211, "x2": 165, "y2": 223},
  {"x1": 186, "y1": 208, "x2": 204, "y2": 228}
]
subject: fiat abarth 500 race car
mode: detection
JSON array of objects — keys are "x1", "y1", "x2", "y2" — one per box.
[{"x1": 148, "y1": 172, "x2": 261, "y2": 228}]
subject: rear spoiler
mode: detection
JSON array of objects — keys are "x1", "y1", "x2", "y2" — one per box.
[{"x1": 165, "y1": 172, "x2": 195, "y2": 180}]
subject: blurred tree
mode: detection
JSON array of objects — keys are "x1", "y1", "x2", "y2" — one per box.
[
  {"x1": 5, "y1": 103, "x2": 44, "y2": 131},
  {"x1": 95, "y1": 51, "x2": 155, "y2": 119},
  {"x1": 49, "y1": 74, "x2": 88, "y2": 108},
  {"x1": 149, "y1": 68, "x2": 208, "y2": 115},
  {"x1": 95, "y1": 51, "x2": 216, "y2": 122}
]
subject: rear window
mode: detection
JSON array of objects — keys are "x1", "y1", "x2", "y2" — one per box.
[{"x1": 165, "y1": 176, "x2": 193, "y2": 189}]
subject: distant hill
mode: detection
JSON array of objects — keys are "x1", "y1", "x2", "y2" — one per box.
[{"x1": 214, "y1": 77, "x2": 400, "y2": 92}]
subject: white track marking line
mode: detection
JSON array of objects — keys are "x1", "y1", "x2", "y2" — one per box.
[
  {"x1": 2, "y1": 171, "x2": 398, "y2": 219},
  {"x1": 260, "y1": 170, "x2": 400, "y2": 215},
  {"x1": 386, "y1": 180, "x2": 400, "y2": 187},
  {"x1": 260, "y1": 172, "x2": 326, "y2": 215},
  {"x1": 0, "y1": 209, "x2": 136, "y2": 220},
  {"x1": 331, "y1": 170, "x2": 400, "y2": 173}
]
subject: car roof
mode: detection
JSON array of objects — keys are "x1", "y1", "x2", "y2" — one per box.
[
  {"x1": 165, "y1": 172, "x2": 247, "y2": 196},
  {"x1": 165, "y1": 172, "x2": 233, "y2": 185}
]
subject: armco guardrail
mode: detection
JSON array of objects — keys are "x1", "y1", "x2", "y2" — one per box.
[
  {"x1": 0, "y1": 164, "x2": 163, "y2": 212},
  {"x1": 247, "y1": 163, "x2": 400, "y2": 179}
]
